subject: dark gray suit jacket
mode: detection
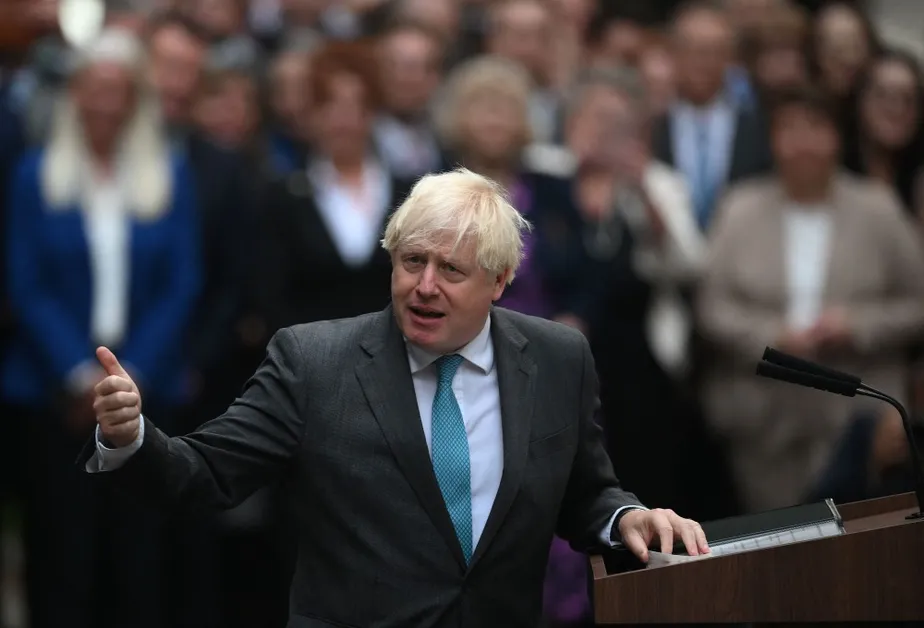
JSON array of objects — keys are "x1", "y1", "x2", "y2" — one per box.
[
  {"x1": 652, "y1": 107, "x2": 774, "y2": 194},
  {"x1": 81, "y1": 305, "x2": 640, "y2": 627}
]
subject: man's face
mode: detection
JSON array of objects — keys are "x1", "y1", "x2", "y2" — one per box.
[
  {"x1": 487, "y1": 0, "x2": 551, "y2": 83},
  {"x1": 772, "y1": 104, "x2": 839, "y2": 187},
  {"x1": 672, "y1": 10, "x2": 734, "y2": 105},
  {"x1": 378, "y1": 30, "x2": 441, "y2": 116},
  {"x1": 148, "y1": 25, "x2": 205, "y2": 125},
  {"x1": 391, "y1": 234, "x2": 508, "y2": 354},
  {"x1": 270, "y1": 52, "x2": 311, "y2": 134}
]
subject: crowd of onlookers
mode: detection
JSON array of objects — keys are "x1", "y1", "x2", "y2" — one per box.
[{"x1": 2, "y1": 0, "x2": 924, "y2": 626}]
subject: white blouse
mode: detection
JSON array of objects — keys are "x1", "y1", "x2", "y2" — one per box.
[{"x1": 83, "y1": 173, "x2": 130, "y2": 348}]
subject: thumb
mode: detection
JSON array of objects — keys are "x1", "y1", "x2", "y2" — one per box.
[
  {"x1": 96, "y1": 346, "x2": 127, "y2": 377},
  {"x1": 623, "y1": 528, "x2": 650, "y2": 563}
]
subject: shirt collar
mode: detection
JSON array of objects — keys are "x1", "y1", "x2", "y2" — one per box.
[{"x1": 405, "y1": 316, "x2": 494, "y2": 376}]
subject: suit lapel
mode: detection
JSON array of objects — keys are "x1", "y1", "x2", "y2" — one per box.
[
  {"x1": 354, "y1": 307, "x2": 467, "y2": 568},
  {"x1": 470, "y1": 308, "x2": 536, "y2": 567}
]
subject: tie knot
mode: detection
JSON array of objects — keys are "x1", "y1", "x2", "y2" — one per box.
[{"x1": 436, "y1": 354, "x2": 464, "y2": 383}]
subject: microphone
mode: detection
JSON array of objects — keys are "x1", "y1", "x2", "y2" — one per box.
[
  {"x1": 757, "y1": 348, "x2": 924, "y2": 520},
  {"x1": 762, "y1": 347, "x2": 861, "y2": 387},
  {"x1": 755, "y1": 361, "x2": 859, "y2": 397}
]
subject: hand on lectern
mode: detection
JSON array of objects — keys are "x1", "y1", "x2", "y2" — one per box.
[
  {"x1": 618, "y1": 508, "x2": 710, "y2": 563},
  {"x1": 93, "y1": 346, "x2": 143, "y2": 448}
]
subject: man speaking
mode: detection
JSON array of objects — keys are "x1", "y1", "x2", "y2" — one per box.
[{"x1": 83, "y1": 168, "x2": 708, "y2": 627}]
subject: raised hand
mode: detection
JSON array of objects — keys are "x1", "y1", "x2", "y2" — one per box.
[{"x1": 93, "y1": 346, "x2": 142, "y2": 448}]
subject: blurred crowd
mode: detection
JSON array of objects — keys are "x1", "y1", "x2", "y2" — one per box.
[{"x1": 2, "y1": 0, "x2": 924, "y2": 626}]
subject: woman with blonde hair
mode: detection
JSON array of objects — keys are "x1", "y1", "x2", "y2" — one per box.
[
  {"x1": 435, "y1": 55, "x2": 587, "y2": 323},
  {"x1": 3, "y1": 28, "x2": 200, "y2": 628}
]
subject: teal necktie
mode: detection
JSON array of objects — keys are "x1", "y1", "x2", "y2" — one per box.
[{"x1": 431, "y1": 354, "x2": 473, "y2": 563}]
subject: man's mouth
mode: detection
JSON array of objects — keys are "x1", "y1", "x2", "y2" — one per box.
[{"x1": 409, "y1": 305, "x2": 445, "y2": 319}]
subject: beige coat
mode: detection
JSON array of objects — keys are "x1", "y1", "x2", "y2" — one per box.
[{"x1": 697, "y1": 173, "x2": 924, "y2": 512}]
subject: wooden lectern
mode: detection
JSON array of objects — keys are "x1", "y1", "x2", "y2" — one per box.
[{"x1": 591, "y1": 492, "x2": 924, "y2": 624}]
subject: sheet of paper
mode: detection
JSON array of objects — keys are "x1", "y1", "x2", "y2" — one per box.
[
  {"x1": 646, "y1": 521, "x2": 843, "y2": 568},
  {"x1": 646, "y1": 550, "x2": 711, "y2": 568}
]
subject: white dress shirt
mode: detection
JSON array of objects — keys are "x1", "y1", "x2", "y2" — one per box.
[
  {"x1": 671, "y1": 97, "x2": 736, "y2": 215},
  {"x1": 87, "y1": 318, "x2": 641, "y2": 546},
  {"x1": 783, "y1": 205, "x2": 833, "y2": 331},
  {"x1": 308, "y1": 159, "x2": 392, "y2": 268}
]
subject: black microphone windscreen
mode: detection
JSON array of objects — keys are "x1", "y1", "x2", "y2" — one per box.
[
  {"x1": 756, "y1": 361, "x2": 858, "y2": 397},
  {"x1": 762, "y1": 347, "x2": 862, "y2": 386}
]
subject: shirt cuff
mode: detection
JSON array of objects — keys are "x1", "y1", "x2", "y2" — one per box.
[
  {"x1": 85, "y1": 417, "x2": 145, "y2": 473},
  {"x1": 601, "y1": 505, "x2": 649, "y2": 547}
]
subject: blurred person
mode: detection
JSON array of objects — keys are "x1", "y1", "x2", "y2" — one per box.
[
  {"x1": 842, "y1": 50, "x2": 924, "y2": 215},
  {"x1": 0, "y1": 5, "x2": 33, "y2": 623},
  {"x1": 145, "y1": 11, "x2": 257, "y2": 420},
  {"x1": 485, "y1": 0, "x2": 560, "y2": 143},
  {"x1": 811, "y1": 1, "x2": 879, "y2": 113},
  {"x1": 545, "y1": 0, "x2": 595, "y2": 92},
  {"x1": 808, "y1": 405, "x2": 919, "y2": 505},
  {"x1": 654, "y1": 0, "x2": 773, "y2": 231},
  {"x1": 190, "y1": 0, "x2": 248, "y2": 41},
  {"x1": 435, "y1": 55, "x2": 588, "y2": 322},
  {"x1": 260, "y1": 41, "x2": 415, "y2": 332},
  {"x1": 82, "y1": 163, "x2": 709, "y2": 627},
  {"x1": 742, "y1": 0, "x2": 811, "y2": 103},
  {"x1": 436, "y1": 54, "x2": 592, "y2": 627},
  {"x1": 149, "y1": 17, "x2": 267, "y2": 627},
  {"x1": 723, "y1": 0, "x2": 784, "y2": 40},
  {"x1": 390, "y1": 0, "x2": 462, "y2": 56},
  {"x1": 561, "y1": 67, "x2": 727, "y2": 521},
  {"x1": 697, "y1": 86, "x2": 924, "y2": 513},
  {"x1": 260, "y1": 0, "x2": 328, "y2": 52},
  {"x1": 2, "y1": 28, "x2": 200, "y2": 628},
  {"x1": 584, "y1": 4, "x2": 659, "y2": 69},
  {"x1": 267, "y1": 44, "x2": 315, "y2": 173},
  {"x1": 146, "y1": 10, "x2": 209, "y2": 134},
  {"x1": 374, "y1": 20, "x2": 446, "y2": 179},
  {"x1": 721, "y1": 0, "x2": 786, "y2": 110},
  {"x1": 194, "y1": 67, "x2": 261, "y2": 152},
  {"x1": 639, "y1": 33, "x2": 677, "y2": 117}
]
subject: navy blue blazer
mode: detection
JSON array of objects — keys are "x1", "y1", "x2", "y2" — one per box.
[{"x1": 2, "y1": 149, "x2": 201, "y2": 406}]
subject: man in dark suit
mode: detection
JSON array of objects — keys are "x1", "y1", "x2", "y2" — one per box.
[
  {"x1": 652, "y1": 0, "x2": 773, "y2": 232},
  {"x1": 83, "y1": 168, "x2": 708, "y2": 627}
]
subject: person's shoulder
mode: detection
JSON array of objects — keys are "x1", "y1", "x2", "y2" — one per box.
[
  {"x1": 273, "y1": 310, "x2": 384, "y2": 353},
  {"x1": 836, "y1": 171, "x2": 903, "y2": 211},
  {"x1": 493, "y1": 308, "x2": 587, "y2": 355},
  {"x1": 720, "y1": 176, "x2": 779, "y2": 215}
]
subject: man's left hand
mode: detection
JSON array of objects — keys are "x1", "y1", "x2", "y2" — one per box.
[{"x1": 618, "y1": 508, "x2": 710, "y2": 563}]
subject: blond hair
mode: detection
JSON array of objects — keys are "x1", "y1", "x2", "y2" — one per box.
[
  {"x1": 433, "y1": 54, "x2": 533, "y2": 151},
  {"x1": 43, "y1": 27, "x2": 171, "y2": 220},
  {"x1": 381, "y1": 168, "x2": 531, "y2": 283}
]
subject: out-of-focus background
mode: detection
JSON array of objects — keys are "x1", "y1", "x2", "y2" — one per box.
[{"x1": 2, "y1": 0, "x2": 924, "y2": 626}]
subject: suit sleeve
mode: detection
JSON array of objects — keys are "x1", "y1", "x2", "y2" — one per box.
[
  {"x1": 79, "y1": 327, "x2": 308, "y2": 513},
  {"x1": 556, "y1": 333, "x2": 644, "y2": 550}
]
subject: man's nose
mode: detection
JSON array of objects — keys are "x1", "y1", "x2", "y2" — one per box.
[{"x1": 416, "y1": 264, "x2": 440, "y2": 296}]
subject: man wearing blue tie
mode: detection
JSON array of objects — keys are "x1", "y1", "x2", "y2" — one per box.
[{"x1": 83, "y1": 167, "x2": 708, "y2": 627}]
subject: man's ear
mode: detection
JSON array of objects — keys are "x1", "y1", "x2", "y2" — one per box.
[{"x1": 491, "y1": 269, "x2": 511, "y2": 301}]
